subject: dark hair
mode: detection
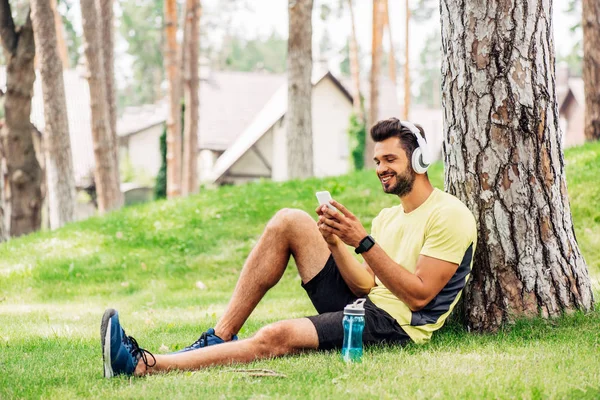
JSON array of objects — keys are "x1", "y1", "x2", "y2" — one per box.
[{"x1": 370, "y1": 118, "x2": 426, "y2": 158}]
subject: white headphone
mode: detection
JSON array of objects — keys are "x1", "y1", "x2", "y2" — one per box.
[{"x1": 400, "y1": 120, "x2": 431, "y2": 174}]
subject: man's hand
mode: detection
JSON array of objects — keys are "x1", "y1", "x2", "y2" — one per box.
[
  {"x1": 315, "y1": 205, "x2": 340, "y2": 245},
  {"x1": 317, "y1": 200, "x2": 368, "y2": 248}
]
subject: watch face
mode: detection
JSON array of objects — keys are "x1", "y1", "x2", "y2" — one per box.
[{"x1": 356, "y1": 235, "x2": 375, "y2": 254}]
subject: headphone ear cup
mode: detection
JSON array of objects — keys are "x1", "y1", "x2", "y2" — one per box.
[{"x1": 412, "y1": 148, "x2": 428, "y2": 174}]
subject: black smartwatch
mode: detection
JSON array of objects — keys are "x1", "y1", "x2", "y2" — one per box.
[{"x1": 355, "y1": 235, "x2": 376, "y2": 254}]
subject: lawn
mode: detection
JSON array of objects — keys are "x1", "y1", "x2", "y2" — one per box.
[{"x1": 0, "y1": 142, "x2": 599, "y2": 399}]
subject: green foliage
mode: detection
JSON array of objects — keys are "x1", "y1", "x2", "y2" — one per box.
[
  {"x1": 338, "y1": 39, "x2": 351, "y2": 76},
  {"x1": 221, "y1": 31, "x2": 287, "y2": 73},
  {"x1": 347, "y1": 112, "x2": 366, "y2": 170},
  {"x1": 0, "y1": 143, "x2": 598, "y2": 398},
  {"x1": 118, "y1": 0, "x2": 164, "y2": 108},
  {"x1": 57, "y1": 0, "x2": 81, "y2": 67},
  {"x1": 411, "y1": 0, "x2": 438, "y2": 22},
  {"x1": 154, "y1": 126, "x2": 167, "y2": 199}
]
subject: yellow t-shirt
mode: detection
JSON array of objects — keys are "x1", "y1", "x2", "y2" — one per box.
[{"x1": 367, "y1": 188, "x2": 477, "y2": 344}]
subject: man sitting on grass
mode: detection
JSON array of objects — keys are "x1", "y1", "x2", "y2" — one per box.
[{"x1": 101, "y1": 118, "x2": 477, "y2": 377}]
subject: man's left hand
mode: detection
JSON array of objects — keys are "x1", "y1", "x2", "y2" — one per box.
[{"x1": 318, "y1": 200, "x2": 369, "y2": 248}]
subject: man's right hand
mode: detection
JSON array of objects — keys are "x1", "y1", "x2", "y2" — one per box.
[{"x1": 315, "y1": 205, "x2": 341, "y2": 246}]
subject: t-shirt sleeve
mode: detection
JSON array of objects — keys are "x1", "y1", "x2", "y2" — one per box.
[{"x1": 420, "y1": 206, "x2": 476, "y2": 265}]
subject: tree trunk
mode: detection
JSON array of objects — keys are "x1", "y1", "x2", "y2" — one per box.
[
  {"x1": 365, "y1": 0, "x2": 384, "y2": 168},
  {"x1": 30, "y1": 0, "x2": 76, "y2": 229},
  {"x1": 582, "y1": 0, "x2": 600, "y2": 141},
  {"x1": 287, "y1": 0, "x2": 313, "y2": 179},
  {"x1": 347, "y1": 0, "x2": 362, "y2": 119},
  {"x1": 164, "y1": 0, "x2": 182, "y2": 198},
  {"x1": 0, "y1": 120, "x2": 7, "y2": 242},
  {"x1": 80, "y1": 0, "x2": 121, "y2": 212},
  {"x1": 0, "y1": 7, "x2": 43, "y2": 237},
  {"x1": 383, "y1": 0, "x2": 397, "y2": 88},
  {"x1": 403, "y1": 0, "x2": 410, "y2": 120},
  {"x1": 98, "y1": 0, "x2": 122, "y2": 204},
  {"x1": 181, "y1": 0, "x2": 200, "y2": 195},
  {"x1": 440, "y1": 0, "x2": 595, "y2": 332},
  {"x1": 50, "y1": 0, "x2": 68, "y2": 69}
]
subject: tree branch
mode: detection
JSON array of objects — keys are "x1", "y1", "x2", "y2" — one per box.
[
  {"x1": 15, "y1": 9, "x2": 35, "y2": 59},
  {"x1": 0, "y1": 0, "x2": 16, "y2": 53}
]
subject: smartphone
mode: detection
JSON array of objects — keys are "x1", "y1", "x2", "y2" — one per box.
[{"x1": 316, "y1": 191, "x2": 338, "y2": 212}]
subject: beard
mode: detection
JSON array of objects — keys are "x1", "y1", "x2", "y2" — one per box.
[{"x1": 381, "y1": 168, "x2": 416, "y2": 197}]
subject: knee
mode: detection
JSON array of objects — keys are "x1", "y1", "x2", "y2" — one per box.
[
  {"x1": 252, "y1": 322, "x2": 296, "y2": 357},
  {"x1": 267, "y1": 208, "x2": 312, "y2": 234}
]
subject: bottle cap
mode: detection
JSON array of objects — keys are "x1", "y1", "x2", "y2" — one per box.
[{"x1": 344, "y1": 298, "x2": 366, "y2": 316}]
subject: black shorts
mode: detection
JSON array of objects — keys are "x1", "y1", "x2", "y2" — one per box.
[{"x1": 301, "y1": 254, "x2": 411, "y2": 350}]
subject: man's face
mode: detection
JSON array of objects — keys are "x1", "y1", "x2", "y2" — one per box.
[{"x1": 373, "y1": 137, "x2": 416, "y2": 197}]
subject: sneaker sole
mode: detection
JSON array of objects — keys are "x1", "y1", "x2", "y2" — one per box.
[{"x1": 101, "y1": 309, "x2": 117, "y2": 378}]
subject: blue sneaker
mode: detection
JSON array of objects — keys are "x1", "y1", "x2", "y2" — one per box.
[
  {"x1": 173, "y1": 328, "x2": 238, "y2": 354},
  {"x1": 100, "y1": 308, "x2": 155, "y2": 378}
]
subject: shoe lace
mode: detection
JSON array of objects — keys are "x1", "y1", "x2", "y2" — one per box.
[
  {"x1": 188, "y1": 331, "x2": 209, "y2": 349},
  {"x1": 125, "y1": 335, "x2": 156, "y2": 368}
]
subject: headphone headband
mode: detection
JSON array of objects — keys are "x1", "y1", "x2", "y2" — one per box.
[{"x1": 399, "y1": 120, "x2": 431, "y2": 173}]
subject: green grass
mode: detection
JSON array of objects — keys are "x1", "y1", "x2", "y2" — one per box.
[{"x1": 0, "y1": 143, "x2": 599, "y2": 399}]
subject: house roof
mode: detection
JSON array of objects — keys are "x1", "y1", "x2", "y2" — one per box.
[
  {"x1": 208, "y1": 70, "x2": 352, "y2": 184},
  {"x1": 557, "y1": 77, "x2": 584, "y2": 114},
  {"x1": 199, "y1": 70, "x2": 286, "y2": 150}
]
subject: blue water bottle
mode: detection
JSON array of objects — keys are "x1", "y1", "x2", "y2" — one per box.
[{"x1": 341, "y1": 298, "x2": 366, "y2": 363}]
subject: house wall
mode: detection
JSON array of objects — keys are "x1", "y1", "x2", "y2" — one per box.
[
  {"x1": 563, "y1": 100, "x2": 585, "y2": 147},
  {"x1": 224, "y1": 129, "x2": 274, "y2": 184},
  {"x1": 122, "y1": 124, "x2": 163, "y2": 178},
  {"x1": 271, "y1": 77, "x2": 353, "y2": 182}
]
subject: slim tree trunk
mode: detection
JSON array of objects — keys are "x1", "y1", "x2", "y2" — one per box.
[
  {"x1": 80, "y1": 0, "x2": 121, "y2": 212},
  {"x1": 403, "y1": 0, "x2": 410, "y2": 120},
  {"x1": 440, "y1": 0, "x2": 594, "y2": 332},
  {"x1": 181, "y1": 0, "x2": 200, "y2": 195},
  {"x1": 30, "y1": 0, "x2": 76, "y2": 229},
  {"x1": 50, "y1": 0, "x2": 68, "y2": 69},
  {"x1": 164, "y1": 0, "x2": 182, "y2": 198},
  {"x1": 287, "y1": 0, "x2": 313, "y2": 179},
  {"x1": 582, "y1": 0, "x2": 600, "y2": 141},
  {"x1": 347, "y1": 0, "x2": 362, "y2": 119},
  {"x1": 383, "y1": 0, "x2": 397, "y2": 87},
  {"x1": 98, "y1": 0, "x2": 122, "y2": 204},
  {"x1": 0, "y1": 6, "x2": 43, "y2": 237},
  {"x1": 0, "y1": 121, "x2": 7, "y2": 242},
  {"x1": 366, "y1": 0, "x2": 384, "y2": 168}
]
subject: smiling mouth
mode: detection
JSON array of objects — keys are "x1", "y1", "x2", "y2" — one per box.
[{"x1": 380, "y1": 174, "x2": 394, "y2": 184}]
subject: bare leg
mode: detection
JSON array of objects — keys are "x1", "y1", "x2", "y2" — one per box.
[
  {"x1": 136, "y1": 318, "x2": 319, "y2": 375},
  {"x1": 214, "y1": 209, "x2": 330, "y2": 340}
]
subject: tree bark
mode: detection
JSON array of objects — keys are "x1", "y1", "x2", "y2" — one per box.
[
  {"x1": 403, "y1": 0, "x2": 410, "y2": 120},
  {"x1": 383, "y1": 0, "x2": 397, "y2": 88},
  {"x1": 365, "y1": 0, "x2": 384, "y2": 168},
  {"x1": 30, "y1": 0, "x2": 76, "y2": 229},
  {"x1": 50, "y1": 0, "x2": 68, "y2": 69},
  {"x1": 287, "y1": 0, "x2": 313, "y2": 179},
  {"x1": 0, "y1": 120, "x2": 7, "y2": 242},
  {"x1": 164, "y1": 0, "x2": 182, "y2": 198},
  {"x1": 440, "y1": 0, "x2": 594, "y2": 332},
  {"x1": 347, "y1": 0, "x2": 362, "y2": 119},
  {"x1": 80, "y1": 0, "x2": 122, "y2": 212},
  {"x1": 181, "y1": 0, "x2": 200, "y2": 195},
  {"x1": 582, "y1": 0, "x2": 600, "y2": 141},
  {"x1": 0, "y1": 7, "x2": 43, "y2": 237},
  {"x1": 98, "y1": 0, "x2": 121, "y2": 199}
]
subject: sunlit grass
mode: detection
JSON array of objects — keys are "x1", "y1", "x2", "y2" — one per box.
[{"x1": 0, "y1": 142, "x2": 599, "y2": 398}]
